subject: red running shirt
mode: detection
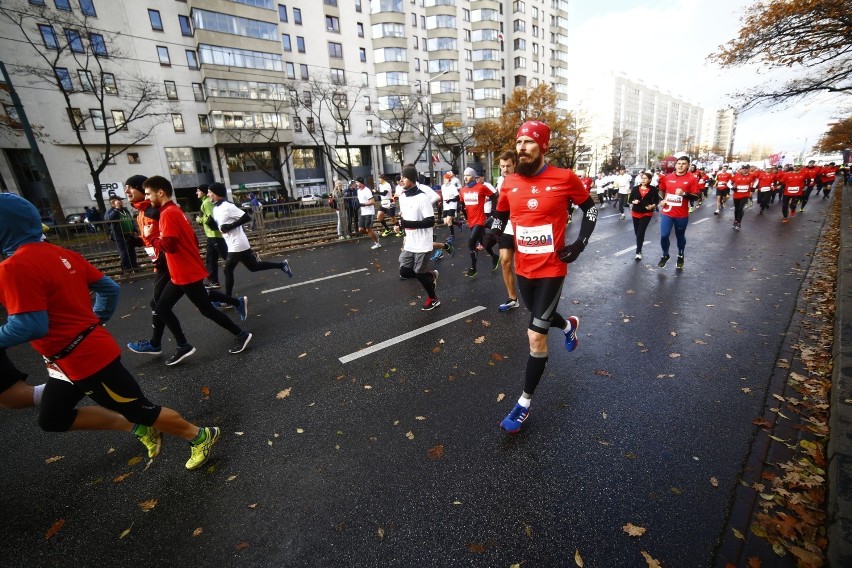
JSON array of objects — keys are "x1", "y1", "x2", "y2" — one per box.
[
  {"x1": 780, "y1": 171, "x2": 807, "y2": 196},
  {"x1": 0, "y1": 242, "x2": 121, "y2": 380},
  {"x1": 460, "y1": 182, "x2": 495, "y2": 227},
  {"x1": 715, "y1": 172, "x2": 733, "y2": 190},
  {"x1": 658, "y1": 173, "x2": 699, "y2": 218},
  {"x1": 156, "y1": 201, "x2": 208, "y2": 285},
  {"x1": 731, "y1": 172, "x2": 757, "y2": 199},
  {"x1": 497, "y1": 165, "x2": 589, "y2": 279}
]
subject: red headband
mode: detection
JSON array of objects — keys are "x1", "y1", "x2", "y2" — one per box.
[{"x1": 517, "y1": 121, "x2": 550, "y2": 153}]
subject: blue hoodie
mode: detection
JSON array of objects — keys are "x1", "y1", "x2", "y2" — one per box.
[{"x1": 0, "y1": 194, "x2": 120, "y2": 348}]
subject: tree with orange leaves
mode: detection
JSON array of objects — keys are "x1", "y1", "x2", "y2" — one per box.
[{"x1": 816, "y1": 116, "x2": 852, "y2": 153}]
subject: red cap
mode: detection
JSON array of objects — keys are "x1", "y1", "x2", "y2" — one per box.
[{"x1": 517, "y1": 121, "x2": 550, "y2": 153}]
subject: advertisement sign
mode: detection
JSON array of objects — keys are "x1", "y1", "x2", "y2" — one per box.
[{"x1": 86, "y1": 181, "x2": 124, "y2": 201}]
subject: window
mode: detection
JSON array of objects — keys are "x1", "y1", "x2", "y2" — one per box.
[
  {"x1": 172, "y1": 114, "x2": 185, "y2": 133},
  {"x1": 157, "y1": 46, "x2": 171, "y2": 66},
  {"x1": 278, "y1": 5, "x2": 287, "y2": 22},
  {"x1": 39, "y1": 25, "x2": 58, "y2": 50},
  {"x1": 324, "y1": 0, "x2": 337, "y2": 5},
  {"x1": 198, "y1": 114, "x2": 210, "y2": 132},
  {"x1": 65, "y1": 29, "x2": 83, "y2": 52},
  {"x1": 282, "y1": 34, "x2": 291, "y2": 51},
  {"x1": 91, "y1": 109, "x2": 105, "y2": 130},
  {"x1": 463, "y1": 8, "x2": 470, "y2": 21},
  {"x1": 328, "y1": 42, "x2": 343, "y2": 58},
  {"x1": 89, "y1": 33, "x2": 106, "y2": 56},
  {"x1": 513, "y1": 19, "x2": 525, "y2": 32},
  {"x1": 333, "y1": 92, "x2": 348, "y2": 108},
  {"x1": 305, "y1": 117, "x2": 314, "y2": 132},
  {"x1": 67, "y1": 108, "x2": 84, "y2": 130},
  {"x1": 296, "y1": 36, "x2": 305, "y2": 53},
  {"x1": 421, "y1": 15, "x2": 425, "y2": 28},
  {"x1": 513, "y1": 0, "x2": 525, "y2": 13},
  {"x1": 366, "y1": 120, "x2": 372, "y2": 134},
  {"x1": 464, "y1": 29, "x2": 470, "y2": 41},
  {"x1": 55, "y1": 68, "x2": 73, "y2": 92},
  {"x1": 78, "y1": 69, "x2": 94, "y2": 91},
  {"x1": 149, "y1": 10, "x2": 163, "y2": 31},
  {"x1": 355, "y1": 0, "x2": 362, "y2": 12},
  {"x1": 514, "y1": 38, "x2": 525, "y2": 50},
  {"x1": 326, "y1": 15, "x2": 340, "y2": 32},
  {"x1": 336, "y1": 119, "x2": 350, "y2": 133},
  {"x1": 54, "y1": 0, "x2": 71, "y2": 11},
  {"x1": 293, "y1": 116, "x2": 301, "y2": 132},
  {"x1": 301, "y1": 91, "x2": 311, "y2": 106},
  {"x1": 165, "y1": 147, "x2": 197, "y2": 175},
  {"x1": 293, "y1": 148, "x2": 317, "y2": 169},
  {"x1": 164, "y1": 81, "x2": 178, "y2": 100},
  {"x1": 186, "y1": 50, "x2": 199, "y2": 69},
  {"x1": 360, "y1": 48, "x2": 366, "y2": 62},
  {"x1": 414, "y1": 57, "x2": 420, "y2": 71},
  {"x1": 285, "y1": 62, "x2": 295, "y2": 79},
  {"x1": 293, "y1": 7, "x2": 302, "y2": 24},
  {"x1": 192, "y1": 83, "x2": 204, "y2": 101},
  {"x1": 411, "y1": 12, "x2": 416, "y2": 26},
  {"x1": 362, "y1": 72, "x2": 368, "y2": 86},
  {"x1": 357, "y1": 22, "x2": 364, "y2": 37},
  {"x1": 127, "y1": 153, "x2": 140, "y2": 164},
  {"x1": 300, "y1": 64, "x2": 309, "y2": 80},
  {"x1": 514, "y1": 56, "x2": 526, "y2": 69},
  {"x1": 79, "y1": 0, "x2": 96, "y2": 17},
  {"x1": 191, "y1": 9, "x2": 279, "y2": 41},
  {"x1": 102, "y1": 72, "x2": 117, "y2": 95},
  {"x1": 364, "y1": 96, "x2": 371, "y2": 110},
  {"x1": 179, "y1": 15, "x2": 192, "y2": 36},
  {"x1": 330, "y1": 68, "x2": 345, "y2": 84},
  {"x1": 29, "y1": 0, "x2": 46, "y2": 4},
  {"x1": 111, "y1": 110, "x2": 127, "y2": 130},
  {"x1": 372, "y1": 22, "x2": 405, "y2": 38}
]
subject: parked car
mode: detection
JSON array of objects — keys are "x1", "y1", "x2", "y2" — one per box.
[
  {"x1": 299, "y1": 194, "x2": 323, "y2": 207},
  {"x1": 65, "y1": 212, "x2": 88, "y2": 225}
]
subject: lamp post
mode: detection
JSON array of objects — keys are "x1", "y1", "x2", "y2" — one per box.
[{"x1": 416, "y1": 70, "x2": 449, "y2": 188}]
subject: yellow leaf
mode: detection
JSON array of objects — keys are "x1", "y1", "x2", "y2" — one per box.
[
  {"x1": 574, "y1": 549, "x2": 584, "y2": 567},
  {"x1": 623, "y1": 523, "x2": 647, "y2": 537},
  {"x1": 669, "y1": 352, "x2": 681, "y2": 358},
  {"x1": 640, "y1": 551, "x2": 662, "y2": 568},
  {"x1": 405, "y1": 431, "x2": 414, "y2": 440},
  {"x1": 138, "y1": 499, "x2": 158, "y2": 512},
  {"x1": 364, "y1": 385, "x2": 373, "y2": 389},
  {"x1": 524, "y1": 524, "x2": 533, "y2": 538},
  {"x1": 276, "y1": 388, "x2": 292, "y2": 399},
  {"x1": 298, "y1": 353, "x2": 307, "y2": 358},
  {"x1": 324, "y1": 331, "x2": 332, "y2": 336},
  {"x1": 192, "y1": 527, "x2": 203, "y2": 537},
  {"x1": 497, "y1": 393, "x2": 505, "y2": 402},
  {"x1": 474, "y1": 336, "x2": 485, "y2": 344},
  {"x1": 127, "y1": 456, "x2": 143, "y2": 466},
  {"x1": 296, "y1": 428, "x2": 304, "y2": 434},
  {"x1": 113, "y1": 472, "x2": 133, "y2": 483},
  {"x1": 732, "y1": 528, "x2": 744, "y2": 540},
  {"x1": 226, "y1": 475, "x2": 238, "y2": 482},
  {"x1": 415, "y1": 416, "x2": 427, "y2": 421},
  {"x1": 45, "y1": 455, "x2": 64, "y2": 464},
  {"x1": 710, "y1": 477, "x2": 719, "y2": 487},
  {"x1": 119, "y1": 525, "x2": 133, "y2": 539},
  {"x1": 377, "y1": 527, "x2": 385, "y2": 540}
]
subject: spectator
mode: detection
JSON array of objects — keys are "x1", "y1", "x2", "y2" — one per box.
[{"x1": 103, "y1": 196, "x2": 139, "y2": 272}]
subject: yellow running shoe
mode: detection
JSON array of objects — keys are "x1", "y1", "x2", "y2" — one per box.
[{"x1": 186, "y1": 427, "x2": 220, "y2": 470}]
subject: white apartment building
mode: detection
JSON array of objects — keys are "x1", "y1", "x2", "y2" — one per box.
[
  {"x1": 0, "y1": 0, "x2": 569, "y2": 219},
  {"x1": 570, "y1": 71, "x2": 705, "y2": 175}
]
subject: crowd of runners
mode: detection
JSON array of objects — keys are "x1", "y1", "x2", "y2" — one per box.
[{"x1": 1, "y1": 120, "x2": 846, "y2": 471}]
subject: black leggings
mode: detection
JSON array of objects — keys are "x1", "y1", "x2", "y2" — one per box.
[
  {"x1": 224, "y1": 249, "x2": 281, "y2": 297},
  {"x1": 517, "y1": 275, "x2": 567, "y2": 335},
  {"x1": 733, "y1": 198, "x2": 747, "y2": 222},
  {"x1": 782, "y1": 195, "x2": 799, "y2": 218},
  {"x1": 468, "y1": 225, "x2": 498, "y2": 269},
  {"x1": 150, "y1": 264, "x2": 184, "y2": 346},
  {"x1": 205, "y1": 237, "x2": 228, "y2": 283},
  {"x1": 39, "y1": 357, "x2": 161, "y2": 432},
  {"x1": 156, "y1": 279, "x2": 243, "y2": 341},
  {"x1": 632, "y1": 216, "x2": 651, "y2": 253}
]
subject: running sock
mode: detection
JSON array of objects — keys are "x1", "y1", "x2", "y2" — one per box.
[
  {"x1": 449, "y1": 225, "x2": 455, "y2": 236},
  {"x1": 415, "y1": 271, "x2": 435, "y2": 297},
  {"x1": 32, "y1": 383, "x2": 45, "y2": 405},
  {"x1": 469, "y1": 251, "x2": 477, "y2": 270},
  {"x1": 523, "y1": 352, "x2": 549, "y2": 395},
  {"x1": 518, "y1": 395, "x2": 532, "y2": 409},
  {"x1": 132, "y1": 424, "x2": 150, "y2": 437},
  {"x1": 381, "y1": 219, "x2": 390, "y2": 231},
  {"x1": 552, "y1": 313, "x2": 567, "y2": 331},
  {"x1": 190, "y1": 428, "x2": 208, "y2": 445}
]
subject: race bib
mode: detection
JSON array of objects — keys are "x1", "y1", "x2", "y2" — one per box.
[
  {"x1": 463, "y1": 192, "x2": 479, "y2": 206},
  {"x1": 735, "y1": 185, "x2": 750, "y2": 193},
  {"x1": 759, "y1": 186, "x2": 772, "y2": 192},
  {"x1": 515, "y1": 224, "x2": 555, "y2": 254},
  {"x1": 787, "y1": 186, "x2": 800, "y2": 193},
  {"x1": 43, "y1": 357, "x2": 73, "y2": 383},
  {"x1": 664, "y1": 194, "x2": 683, "y2": 205}
]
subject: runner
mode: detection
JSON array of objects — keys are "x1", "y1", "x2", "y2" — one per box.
[
  {"x1": 440, "y1": 172, "x2": 461, "y2": 244},
  {"x1": 779, "y1": 163, "x2": 807, "y2": 223},
  {"x1": 628, "y1": 171, "x2": 660, "y2": 260},
  {"x1": 495, "y1": 150, "x2": 520, "y2": 311},
  {"x1": 376, "y1": 173, "x2": 397, "y2": 237},
  {"x1": 460, "y1": 167, "x2": 498, "y2": 277},
  {"x1": 730, "y1": 164, "x2": 758, "y2": 230},
  {"x1": 486, "y1": 121, "x2": 597, "y2": 434},
  {"x1": 614, "y1": 167, "x2": 632, "y2": 219},
  {"x1": 714, "y1": 165, "x2": 733, "y2": 215},
  {"x1": 755, "y1": 165, "x2": 778, "y2": 215},
  {"x1": 0, "y1": 193, "x2": 219, "y2": 470},
  {"x1": 657, "y1": 153, "x2": 700, "y2": 269},
  {"x1": 195, "y1": 183, "x2": 228, "y2": 289},
  {"x1": 800, "y1": 159, "x2": 821, "y2": 212},
  {"x1": 820, "y1": 162, "x2": 839, "y2": 200},
  {"x1": 356, "y1": 177, "x2": 381, "y2": 249}
]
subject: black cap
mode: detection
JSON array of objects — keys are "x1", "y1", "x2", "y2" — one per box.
[
  {"x1": 125, "y1": 175, "x2": 148, "y2": 190},
  {"x1": 401, "y1": 165, "x2": 418, "y2": 182},
  {"x1": 208, "y1": 182, "x2": 227, "y2": 198},
  {"x1": 197, "y1": 183, "x2": 209, "y2": 192}
]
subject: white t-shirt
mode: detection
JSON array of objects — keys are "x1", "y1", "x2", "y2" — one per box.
[
  {"x1": 211, "y1": 200, "x2": 251, "y2": 253},
  {"x1": 398, "y1": 188, "x2": 435, "y2": 253},
  {"x1": 441, "y1": 182, "x2": 459, "y2": 211},
  {"x1": 615, "y1": 173, "x2": 632, "y2": 195},
  {"x1": 357, "y1": 186, "x2": 375, "y2": 215},
  {"x1": 378, "y1": 181, "x2": 393, "y2": 208},
  {"x1": 482, "y1": 181, "x2": 496, "y2": 214},
  {"x1": 417, "y1": 183, "x2": 441, "y2": 205}
]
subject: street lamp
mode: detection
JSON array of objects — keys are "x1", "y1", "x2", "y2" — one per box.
[{"x1": 416, "y1": 70, "x2": 449, "y2": 188}]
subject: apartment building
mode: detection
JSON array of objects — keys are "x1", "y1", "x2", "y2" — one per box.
[{"x1": 0, "y1": 0, "x2": 569, "y2": 218}]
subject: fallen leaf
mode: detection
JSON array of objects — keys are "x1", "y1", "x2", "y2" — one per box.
[
  {"x1": 235, "y1": 431, "x2": 244, "y2": 436},
  {"x1": 296, "y1": 428, "x2": 304, "y2": 434},
  {"x1": 405, "y1": 431, "x2": 414, "y2": 440},
  {"x1": 481, "y1": 320, "x2": 491, "y2": 327},
  {"x1": 45, "y1": 519, "x2": 65, "y2": 541},
  {"x1": 113, "y1": 472, "x2": 133, "y2": 483},
  {"x1": 427, "y1": 444, "x2": 445, "y2": 460},
  {"x1": 752, "y1": 417, "x2": 772, "y2": 428},
  {"x1": 377, "y1": 527, "x2": 385, "y2": 540},
  {"x1": 276, "y1": 388, "x2": 292, "y2": 399},
  {"x1": 138, "y1": 499, "x2": 158, "y2": 512},
  {"x1": 363, "y1": 385, "x2": 372, "y2": 390},
  {"x1": 574, "y1": 549, "x2": 584, "y2": 567},
  {"x1": 324, "y1": 331, "x2": 332, "y2": 336},
  {"x1": 694, "y1": 339, "x2": 707, "y2": 345},
  {"x1": 497, "y1": 393, "x2": 505, "y2": 402},
  {"x1": 45, "y1": 455, "x2": 64, "y2": 464},
  {"x1": 726, "y1": 354, "x2": 733, "y2": 359},
  {"x1": 226, "y1": 475, "x2": 238, "y2": 482},
  {"x1": 640, "y1": 551, "x2": 662, "y2": 568},
  {"x1": 670, "y1": 487, "x2": 682, "y2": 495},
  {"x1": 524, "y1": 524, "x2": 533, "y2": 538},
  {"x1": 670, "y1": 331, "x2": 677, "y2": 336},
  {"x1": 741, "y1": 387, "x2": 752, "y2": 394},
  {"x1": 732, "y1": 528, "x2": 744, "y2": 540},
  {"x1": 710, "y1": 477, "x2": 719, "y2": 487},
  {"x1": 235, "y1": 541, "x2": 250, "y2": 550},
  {"x1": 623, "y1": 523, "x2": 647, "y2": 537},
  {"x1": 432, "y1": 347, "x2": 441, "y2": 353},
  {"x1": 298, "y1": 353, "x2": 307, "y2": 358},
  {"x1": 467, "y1": 542, "x2": 486, "y2": 553},
  {"x1": 192, "y1": 527, "x2": 203, "y2": 537},
  {"x1": 415, "y1": 416, "x2": 427, "y2": 421},
  {"x1": 746, "y1": 557, "x2": 761, "y2": 568},
  {"x1": 127, "y1": 456, "x2": 143, "y2": 466},
  {"x1": 200, "y1": 386, "x2": 210, "y2": 399},
  {"x1": 491, "y1": 353, "x2": 504, "y2": 361},
  {"x1": 474, "y1": 336, "x2": 485, "y2": 344},
  {"x1": 248, "y1": 503, "x2": 257, "y2": 509},
  {"x1": 594, "y1": 369, "x2": 613, "y2": 377},
  {"x1": 669, "y1": 352, "x2": 681, "y2": 358},
  {"x1": 119, "y1": 525, "x2": 133, "y2": 539}
]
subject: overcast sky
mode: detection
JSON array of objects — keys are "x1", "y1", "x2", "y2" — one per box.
[{"x1": 567, "y1": 0, "x2": 843, "y2": 155}]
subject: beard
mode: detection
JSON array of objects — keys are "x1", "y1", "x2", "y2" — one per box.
[{"x1": 515, "y1": 153, "x2": 544, "y2": 177}]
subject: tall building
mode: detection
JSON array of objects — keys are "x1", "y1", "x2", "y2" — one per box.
[
  {"x1": 711, "y1": 107, "x2": 737, "y2": 160},
  {"x1": 0, "y1": 0, "x2": 569, "y2": 217},
  {"x1": 569, "y1": 71, "x2": 705, "y2": 175}
]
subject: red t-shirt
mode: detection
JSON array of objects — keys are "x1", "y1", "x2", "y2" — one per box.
[
  {"x1": 0, "y1": 242, "x2": 121, "y2": 380},
  {"x1": 580, "y1": 176, "x2": 594, "y2": 192},
  {"x1": 715, "y1": 172, "x2": 733, "y2": 190},
  {"x1": 658, "y1": 172, "x2": 699, "y2": 218},
  {"x1": 821, "y1": 166, "x2": 839, "y2": 184},
  {"x1": 460, "y1": 182, "x2": 495, "y2": 227},
  {"x1": 781, "y1": 171, "x2": 807, "y2": 196},
  {"x1": 755, "y1": 170, "x2": 777, "y2": 191},
  {"x1": 731, "y1": 172, "x2": 757, "y2": 199},
  {"x1": 155, "y1": 201, "x2": 208, "y2": 285},
  {"x1": 802, "y1": 166, "x2": 820, "y2": 184},
  {"x1": 497, "y1": 165, "x2": 589, "y2": 279}
]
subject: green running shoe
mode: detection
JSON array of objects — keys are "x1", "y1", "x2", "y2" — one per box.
[
  {"x1": 137, "y1": 426, "x2": 162, "y2": 459},
  {"x1": 186, "y1": 427, "x2": 220, "y2": 470}
]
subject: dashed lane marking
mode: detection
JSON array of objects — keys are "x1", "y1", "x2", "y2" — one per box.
[
  {"x1": 261, "y1": 268, "x2": 369, "y2": 294},
  {"x1": 339, "y1": 305, "x2": 487, "y2": 364},
  {"x1": 614, "y1": 241, "x2": 650, "y2": 256}
]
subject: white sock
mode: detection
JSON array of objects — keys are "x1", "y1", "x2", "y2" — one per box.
[
  {"x1": 33, "y1": 383, "x2": 46, "y2": 406},
  {"x1": 517, "y1": 396, "x2": 531, "y2": 409},
  {"x1": 563, "y1": 319, "x2": 573, "y2": 332}
]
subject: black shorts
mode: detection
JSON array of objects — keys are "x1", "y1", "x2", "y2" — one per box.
[
  {"x1": 0, "y1": 348, "x2": 27, "y2": 394},
  {"x1": 380, "y1": 206, "x2": 396, "y2": 216},
  {"x1": 498, "y1": 232, "x2": 515, "y2": 250},
  {"x1": 716, "y1": 189, "x2": 730, "y2": 197},
  {"x1": 517, "y1": 275, "x2": 565, "y2": 334},
  {"x1": 443, "y1": 208, "x2": 457, "y2": 219}
]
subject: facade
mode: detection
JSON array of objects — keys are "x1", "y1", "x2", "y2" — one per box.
[
  {"x1": 0, "y1": 0, "x2": 569, "y2": 218},
  {"x1": 570, "y1": 71, "x2": 705, "y2": 175},
  {"x1": 711, "y1": 107, "x2": 737, "y2": 160}
]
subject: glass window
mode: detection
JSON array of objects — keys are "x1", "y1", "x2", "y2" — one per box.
[
  {"x1": 362, "y1": 72, "x2": 368, "y2": 86},
  {"x1": 301, "y1": 91, "x2": 312, "y2": 106},
  {"x1": 198, "y1": 114, "x2": 210, "y2": 132},
  {"x1": 333, "y1": 92, "x2": 348, "y2": 108},
  {"x1": 65, "y1": 29, "x2": 83, "y2": 52},
  {"x1": 370, "y1": 0, "x2": 404, "y2": 13},
  {"x1": 164, "y1": 81, "x2": 178, "y2": 100},
  {"x1": 165, "y1": 147, "x2": 196, "y2": 175},
  {"x1": 89, "y1": 33, "x2": 107, "y2": 56},
  {"x1": 201, "y1": 44, "x2": 285, "y2": 70},
  {"x1": 328, "y1": 42, "x2": 343, "y2": 58},
  {"x1": 179, "y1": 15, "x2": 192, "y2": 36},
  {"x1": 305, "y1": 117, "x2": 314, "y2": 132},
  {"x1": 330, "y1": 68, "x2": 345, "y2": 84},
  {"x1": 373, "y1": 47, "x2": 407, "y2": 63},
  {"x1": 55, "y1": 67, "x2": 73, "y2": 92},
  {"x1": 79, "y1": 0, "x2": 96, "y2": 17},
  {"x1": 192, "y1": 83, "x2": 205, "y2": 101},
  {"x1": 372, "y1": 22, "x2": 405, "y2": 38},
  {"x1": 78, "y1": 69, "x2": 94, "y2": 91},
  {"x1": 364, "y1": 96, "x2": 371, "y2": 110},
  {"x1": 356, "y1": 0, "x2": 362, "y2": 12},
  {"x1": 282, "y1": 34, "x2": 291, "y2": 51},
  {"x1": 359, "y1": 48, "x2": 366, "y2": 62},
  {"x1": 286, "y1": 62, "x2": 295, "y2": 79},
  {"x1": 514, "y1": 38, "x2": 525, "y2": 50},
  {"x1": 172, "y1": 114, "x2": 185, "y2": 133},
  {"x1": 186, "y1": 50, "x2": 199, "y2": 69},
  {"x1": 278, "y1": 4, "x2": 287, "y2": 22},
  {"x1": 293, "y1": 117, "x2": 301, "y2": 132},
  {"x1": 428, "y1": 59, "x2": 457, "y2": 73},
  {"x1": 293, "y1": 7, "x2": 302, "y2": 24},
  {"x1": 102, "y1": 73, "x2": 117, "y2": 95},
  {"x1": 326, "y1": 15, "x2": 340, "y2": 32},
  {"x1": 149, "y1": 10, "x2": 163, "y2": 31},
  {"x1": 296, "y1": 36, "x2": 305, "y2": 53},
  {"x1": 29, "y1": 0, "x2": 46, "y2": 5},
  {"x1": 292, "y1": 148, "x2": 316, "y2": 169},
  {"x1": 324, "y1": 0, "x2": 338, "y2": 5},
  {"x1": 300, "y1": 64, "x2": 309, "y2": 80},
  {"x1": 39, "y1": 25, "x2": 58, "y2": 49},
  {"x1": 157, "y1": 46, "x2": 171, "y2": 66},
  {"x1": 90, "y1": 108, "x2": 105, "y2": 130},
  {"x1": 192, "y1": 9, "x2": 278, "y2": 41},
  {"x1": 376, "y1": 71, "x2": 407, "y2": 87},
  {"x1": 357, "y1": 23, "x2": 364, "y2": 37},
  {"x1": 67, "y1": 107, "x2": 84, "y2": 130},
  {"x1": 54, "y1": 0, "x2": 71, "y2": 11},
  {"x1": 111, "y1": 110, "x2": 127, "y2": 130}
]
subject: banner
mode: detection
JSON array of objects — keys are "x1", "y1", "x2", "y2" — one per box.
[{"x1": 86, "y1": 181, "x2": 123, "y2": 201}]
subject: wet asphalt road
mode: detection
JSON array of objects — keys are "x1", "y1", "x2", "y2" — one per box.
[{"x1": 0, "y1": 194, "x2": 832, "y2": 567}]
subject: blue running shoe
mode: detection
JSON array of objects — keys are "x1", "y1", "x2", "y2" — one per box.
[
  {"x1": 236, "y1": 296, "x2": 249, "y2": 322},
  {"x1": 445, "y1": 241, "x2": 455, "y2": 257},
  {"x1": 500, "y1": 403, "x2": 530, "y2": 433},
  {"x1": 564, "y1": 316, "x2": 580, "y2": 352},
  {"x1": 430, "y1": 249, "x2": 443, "y2": 261},
  {"x1": 281, "y1": 259, "x2": 293, "y2": 278},
  {"x1": 127, "y1": 340, "x2": 162, "y2": 355}
]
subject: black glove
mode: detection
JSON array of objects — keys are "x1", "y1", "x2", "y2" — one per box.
[
  {"x1": 482, "y1": 232, "x2": 497, "y2": 250},
  {"x1": 556, "y1": 241, "x2": 585, "y2": 263},
  {"x1": 398, "y1": 219, "x2": 407, "y2": 229},
  {"x1": 219, "y1": 223, "x2": 235, "y2": 233}
]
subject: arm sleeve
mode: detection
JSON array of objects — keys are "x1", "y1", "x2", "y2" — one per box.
[
  {"x1": 403, "y1": 216, "x2": 435, "y2": 229},
  {"x1": 574, "y1": 197, "x2": 597, "y2": 247},
  {"x1": 0, "y1": 311, "x2": 49, "y2": 348},
  {"x1": 89, "y1": 275, "x2": 120, "y2": 323}
]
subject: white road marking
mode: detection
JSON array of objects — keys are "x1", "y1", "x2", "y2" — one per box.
[
  {"x1": 261, "y1": 268, "x2": 368, "y2": 294},
  {"x1": 614, "y1": 241, "x2": 650, "y2": 256},
  {"x1": 339, "y1": 306, "x2": 487, "y2": 364},
  {"x1": 693, "y1": 218, "x2": 710, "y2": 224}
]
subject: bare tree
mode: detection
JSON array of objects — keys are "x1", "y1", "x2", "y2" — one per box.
[
  {"x1": 0, "y1": 1, "x2": 174, "y2": 213},
  {"x1": 431, "y1": 120, "x2": 476, "y2": 174},
  {"x1": 369, "y1": 87, "x2": 423, "y2": 171}
]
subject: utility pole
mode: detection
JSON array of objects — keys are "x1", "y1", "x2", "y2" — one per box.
[{"x1": 0, "y1": 61, "x2": 64, "y2": 221}]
